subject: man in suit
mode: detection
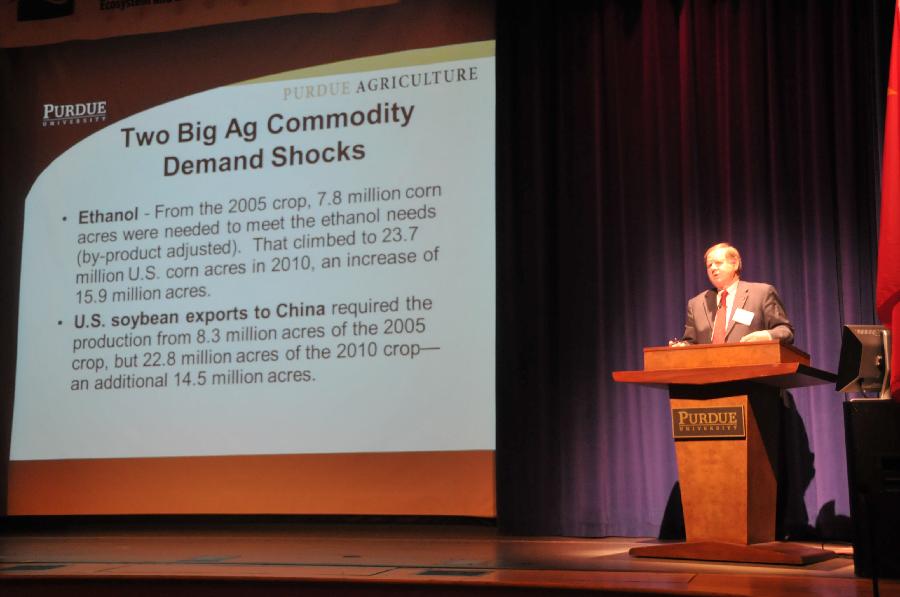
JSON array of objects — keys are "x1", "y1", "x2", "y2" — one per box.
[{"x1": 673, "y1": 242, "x2": 794, "y2": 346}]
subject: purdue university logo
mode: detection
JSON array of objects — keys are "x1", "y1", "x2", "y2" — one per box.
[
  {"x1": 672, "y1": 406, "x2": 746, "y2": 440},
  {"x1": 41, "y1": 101, "x2": 108, "y2": 127}
]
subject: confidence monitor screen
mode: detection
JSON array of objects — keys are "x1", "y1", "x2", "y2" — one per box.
[{"x1": 5, "y1": 0, "x2": 495, "y2": 516}]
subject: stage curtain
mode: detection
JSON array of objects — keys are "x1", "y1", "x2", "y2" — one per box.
[{"x1": 496, "y1": 0, "x2": 893, "y2": 538}]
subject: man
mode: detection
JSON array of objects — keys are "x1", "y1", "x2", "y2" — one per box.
[{"x1": 673, "y1": 242, "x2": 794, "y2": 346}]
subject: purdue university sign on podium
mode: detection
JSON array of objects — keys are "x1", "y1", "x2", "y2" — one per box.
[{"x1": 613, "y1": 341, "x2": 837, "y2": 565}]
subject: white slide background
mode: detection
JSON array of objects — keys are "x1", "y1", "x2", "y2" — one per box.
[{"x1": 11, "y1": 44, "x2": 495, "y2": 461}]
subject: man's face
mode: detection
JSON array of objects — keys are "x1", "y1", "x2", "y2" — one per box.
[{"x1": 706, "y1": 247, "x2": 738, "y2": 290}]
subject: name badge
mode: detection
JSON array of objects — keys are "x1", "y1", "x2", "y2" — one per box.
[{"x1": 732, "y1": 308, "x2": 754, "y2": 326}]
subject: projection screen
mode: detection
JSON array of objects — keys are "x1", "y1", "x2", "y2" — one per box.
[{"x1": 2, "y1": 0, "x2": 495, "y2": 516}]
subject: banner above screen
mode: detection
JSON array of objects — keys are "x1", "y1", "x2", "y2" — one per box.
[{"x1": 0, "y1": 0, "x2": 395, "y2": 48}]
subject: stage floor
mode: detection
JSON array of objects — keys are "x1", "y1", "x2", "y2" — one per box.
[{"x1": 0, "y1": 521, "x2": 898, "y2": 596}]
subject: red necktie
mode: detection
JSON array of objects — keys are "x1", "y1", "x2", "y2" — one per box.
[{"x1": 712, "y1": 290, "x2": 728, "y2": 344}]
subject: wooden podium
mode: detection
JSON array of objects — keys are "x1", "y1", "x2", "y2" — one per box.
[{"x1": 613, "y1": 341, "x2": 837, "y2": 565}]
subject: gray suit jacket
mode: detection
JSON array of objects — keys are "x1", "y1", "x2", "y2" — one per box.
[{"x1": 681, "y1": 280, "x2": 794, "y2": 345}]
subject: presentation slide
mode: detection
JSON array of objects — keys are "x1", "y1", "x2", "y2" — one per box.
[{"x1": 6, "y1": 32, "x2": 496, "y2": 515}]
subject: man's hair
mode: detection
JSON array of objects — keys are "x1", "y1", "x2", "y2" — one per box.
[{"x1": 704, "y1": 242, "x2": 742, "y2": 275}]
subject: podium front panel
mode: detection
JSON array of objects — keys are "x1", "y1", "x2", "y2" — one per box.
[{"x1": 671, "y1": 387, "x2": 780, "y2": 545}]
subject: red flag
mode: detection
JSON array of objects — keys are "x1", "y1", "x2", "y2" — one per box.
[{"x1": 878, "y1": 0, "x2": 900, "y2": 400}]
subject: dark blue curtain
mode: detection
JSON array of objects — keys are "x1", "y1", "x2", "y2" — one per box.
[{"x1": 496, "y1": 0, "x2": 893, "y2": 538}]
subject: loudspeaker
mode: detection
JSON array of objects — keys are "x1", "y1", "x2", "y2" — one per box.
[{"x1": 843, "y1": 400, "x2": 900, "y2": 578}]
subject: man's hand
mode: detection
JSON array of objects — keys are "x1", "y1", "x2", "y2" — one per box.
[
  {"x1": 668, "y1": 340, "x2": 689, "y2": 347},
  {"x1": 740, "y1": 330, "x2": 773, "y2": 343}
]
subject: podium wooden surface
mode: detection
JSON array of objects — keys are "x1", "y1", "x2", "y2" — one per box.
[{"x1": 613, "y1": 341, "x2": 837, "y2": 565}]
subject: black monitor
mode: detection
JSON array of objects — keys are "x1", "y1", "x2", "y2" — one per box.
[{"x1": 836, "y1": 324, "x2": 891, "y2": 398}]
